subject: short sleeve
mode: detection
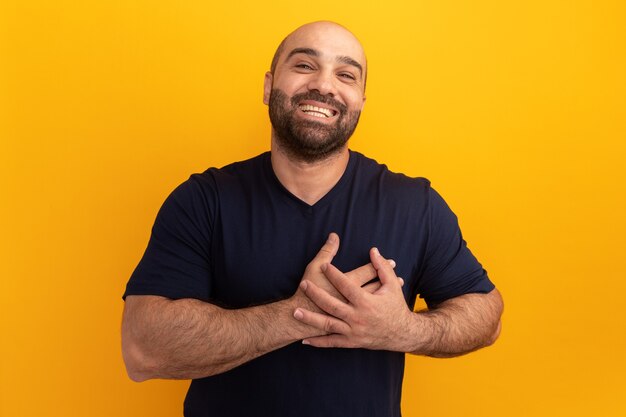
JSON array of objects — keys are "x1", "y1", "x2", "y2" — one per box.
[
  {"x1": 416, "y1": 186, "x2": 495, "y2": 308},
  {"x1": 122, "y1": 174, "x2": 215, "y2": 301}
]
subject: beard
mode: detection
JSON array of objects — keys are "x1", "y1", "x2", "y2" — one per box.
[{"x1": 268, "y1": 89, "x2": 361, "y2": 163}]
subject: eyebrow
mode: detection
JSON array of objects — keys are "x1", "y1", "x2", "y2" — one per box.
[{"x1": 286, "y1": 47, "x2": 364, "y2": 78}]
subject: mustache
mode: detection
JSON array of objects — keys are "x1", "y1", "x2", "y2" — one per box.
[{"x1": 289, "y1": 91, "x2": 348, "y2": 115}]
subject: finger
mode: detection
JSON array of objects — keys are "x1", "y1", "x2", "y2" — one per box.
[
  {"x1": 345, "y1": 263, "x2": 377, "y2": 287},
  {"x1": 362, "y1": 281, "x2": 382, "y2": 294},
  {"x1": 370, "y1": 247, "x2": 400, "y2": 287},
  {"x1": 302, "y1": 334, "x2": 354, "y2": 348},
  {"x1": 293, "y1": 308, "x2": 351, "y2": 335},
  {"x1": 322, "y1": 263, "x2": 365, "y2": 305},
  {"x1": 344, "y1": 259, "x2": 395, "y2": 288},
  {"x1": 313, "y1": 233, "x2": 340, "y2": 264},
  {"x1": 300, "y1": 280, "x2": 352, "y2": 320},
  {"x1": 362, "y1": 277, "x2": 403, "y2": 294}
]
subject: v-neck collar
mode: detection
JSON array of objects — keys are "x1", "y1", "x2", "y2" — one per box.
[{"x1": 263, "y1": 150, "x2": 357, "y2": 212}]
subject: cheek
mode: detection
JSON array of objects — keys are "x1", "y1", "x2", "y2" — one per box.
[
  {"x1": 345, "y1": 100, "x2": 364, "y2": 115},
  {"x1": 274, "y1": 75, "x2": 308, "y2": 94},
  {"x1": 343, "y1": 91, "x2": 365, "y2": 112}
]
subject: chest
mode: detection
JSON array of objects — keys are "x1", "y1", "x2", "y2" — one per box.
[{"x1": 207, "y1": 185, "x2": 427, "y2": 309}]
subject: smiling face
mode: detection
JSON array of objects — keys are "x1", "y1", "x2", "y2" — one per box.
[{"x1": 264, "y1": 22, "x2": 367, "y2": 163}]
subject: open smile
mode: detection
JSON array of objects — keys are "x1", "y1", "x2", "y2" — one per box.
[{"x1": 298, "y1": 101, "x2": 339, "y2": 119}]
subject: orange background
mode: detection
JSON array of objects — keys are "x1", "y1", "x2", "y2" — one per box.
[{"x1": 1, "y1": 1, "x2": 625, "y2": 416}]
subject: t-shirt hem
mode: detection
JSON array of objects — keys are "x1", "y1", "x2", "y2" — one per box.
[{"x1": 122, "y1": 284, "x2": 207, "y2": 301}]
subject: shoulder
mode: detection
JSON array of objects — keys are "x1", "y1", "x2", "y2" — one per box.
[
  {"x1": 350, "y1": 150, "x2": 432, "y2": 198},
  {"x1": 158, "y1": 153, "x2": 268, "y2": 219},
  {"x1": 206, "y1": 152, "x2": 268, "y2": 180},
  {"x1": 172, "y1": 152, "x2": 269, "y2": 196}
]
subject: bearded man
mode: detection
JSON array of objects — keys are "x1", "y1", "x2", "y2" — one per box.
[{"x1": 122, "y1": 21, "x2": 503, "y2": 417}]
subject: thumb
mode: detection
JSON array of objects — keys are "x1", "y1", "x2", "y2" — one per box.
[{"x1": 314, "y1": 233, "x2": 340, "y2": 264}]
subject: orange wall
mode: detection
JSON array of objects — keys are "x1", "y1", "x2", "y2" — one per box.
[{"x1": 1, "y1": 1, "x2": 625, "y2": 416}]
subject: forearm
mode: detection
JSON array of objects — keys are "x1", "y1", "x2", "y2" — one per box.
[
  {"x1": 406, "y1": 289, "x2": 503, "y2": 358},
  {"x1": 121, "y1": 235, "x2": 383, "y2": 380},
  {"x1": 122, "y1": 295, "x2": 313, "y2": 381}
]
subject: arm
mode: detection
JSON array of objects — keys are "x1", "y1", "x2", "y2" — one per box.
[
  {"x1": 408, "y1": 289, "x2": 502, "y2": 357},
  {"x1": 121, "y1": 233, "x2": 389, "y2": 381},
  {"x1": 122, "y1": 294, "x2": 308, "y2": 381},
  {"x1": 293, "y1": 247, "x2": 503, "y2": 357}
]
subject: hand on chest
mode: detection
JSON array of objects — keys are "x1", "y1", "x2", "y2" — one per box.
[{"x1": 211, "y1": 210, "x2": 423, "y2": 308}]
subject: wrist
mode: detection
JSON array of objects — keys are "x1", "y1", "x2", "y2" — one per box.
[
  {"x1": 401, "y1": 310, "x2": 433, "y2": 354},
  {"x1": 280, "y1": 293, "x2": 320, "y2": 341}
]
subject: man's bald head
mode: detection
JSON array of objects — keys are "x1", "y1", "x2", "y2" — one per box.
[
  {"x1": 264, "y1": 21, "x2": 367, "y2": 163},
  {"x1": 269, "y1": 21, "x2": 367, "y2": 88}
]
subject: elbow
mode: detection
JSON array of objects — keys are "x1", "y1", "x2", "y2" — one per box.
[
  {"x1": 123, "y1": 356, "x2": 151, "y2": 383},
  {"x1": 121, "y1": 297, "x2": 164, "y2": 382},
  {"x1": 484, "y1": 288, "x2": 504, "y2": 347},
  {"x1": 122, "y1": 335, "x2": 159, "y2": 382},
  {"x1": 486, "y1": 319, "x2": 502, "y2": 347}
]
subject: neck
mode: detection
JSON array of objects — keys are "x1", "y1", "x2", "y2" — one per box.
[{"x1": 270, "y1": 136, "x2": 350, "y2": 206}]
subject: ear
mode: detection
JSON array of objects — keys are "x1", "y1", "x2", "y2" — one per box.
[{"x1": 263, "y1": 72, "x2": 273, "y2": 105}]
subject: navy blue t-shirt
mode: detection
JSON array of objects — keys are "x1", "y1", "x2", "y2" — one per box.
[{"x1": 124, "y1": 150, "x2": 494, "y2": 417}]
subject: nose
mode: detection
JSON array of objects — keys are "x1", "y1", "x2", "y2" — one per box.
[{"x1": 306, "y1": 70, "x2": 336, "y2": 97}]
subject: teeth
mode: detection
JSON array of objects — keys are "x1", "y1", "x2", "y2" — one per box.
[
  {"x1": 305, "y1": 111, "x2": 327, "y2": 118},
  {"x1": 299, "y1": 104, "x2": 333, "y2": 118}
]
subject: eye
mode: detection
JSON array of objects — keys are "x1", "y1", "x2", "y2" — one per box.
[
  {"x1": 338, "y1": 72, "x2": 357, "y2": 81},
  {"x1": 295, "y1": 63, "x2": 314, "y2": 70}
]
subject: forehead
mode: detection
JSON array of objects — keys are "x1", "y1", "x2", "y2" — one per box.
[{"x1": 279, "y1": 23, "x2": 366, "y2": 70}]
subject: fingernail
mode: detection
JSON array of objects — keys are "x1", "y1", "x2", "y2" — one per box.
[
  {"x1": 328, "y1": 233, "x2": 336, "y2": 243},
  {"x1": 300, "y1": 281, "x2": 308, "y2": 290},
  {"x1": 293, "y1": 309, "x2": 303, "y2": 320},
  {"x1": 389, "y1": 259, "x2": 396, "y2": 268},
  {"x1": 373, "y1": 247, "x2": 380, "y2": 257},
  {"x1": 302, "y1": 340, "x2": 310, "y2": 345},
  {"x1": 321, "y1": 263, "x2": 328, "y2": 272}
]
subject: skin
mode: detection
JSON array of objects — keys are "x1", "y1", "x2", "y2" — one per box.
[
  {"x1": 123, "y1": 234, "x2": 395, "y2": 381},
  {"x1": 295, "y1": 246, "x2": 502, "y2": 356},
  {"x1": 263, "y1": 21, "x2": 367, "y2": 205},
  {"x1": 121, "y1": 21, "x2": 503, "y2": 382}
]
